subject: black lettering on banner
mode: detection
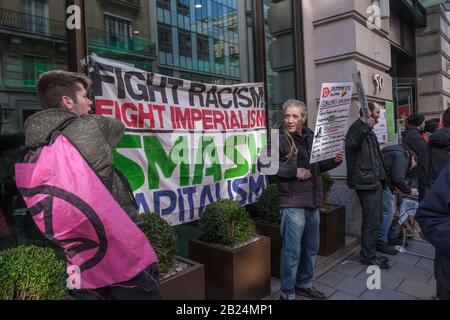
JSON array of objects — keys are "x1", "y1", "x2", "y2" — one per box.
[
  {"x1": 167, "y1": 78, "x2": 184, "y2": 105},
  {"x1": 115, "y1": 67, "x2": 126, "y2": 99},
  {"x1": 189, "y1": 82, "x2": 206, "y2": 107},
  {"x1": 125, "y1": 72, "x2": 148, "y2": 101},
  {"x1": 93, "y1": 62, "x2": 115, "y2": 97},
  {"x1": 237, "y1": 87, "x2": 252, "y2": 108},
  {"x1": 205, "y1": 85, "x2": 219, "y2": 108},
  {"x1": 250, "y1": 86, "x2": 264, "y2": 109},
  {"x1": 147, "y1": 73, "x2": 168, "y2": 104},
  {"x1": 217, "y1": 87, "x2": 233, "y2": 108}
]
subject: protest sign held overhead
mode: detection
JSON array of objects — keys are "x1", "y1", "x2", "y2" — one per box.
[{"x1": 310, "y1": 83, "x2": 353, "y2": 164}]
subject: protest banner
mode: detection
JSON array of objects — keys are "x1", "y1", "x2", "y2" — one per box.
[
  {"x1": 90, "y1": 54, "x2": 269, "y2": 225},
  {"x1": 310, "y1": 83, "x2": 353, "y2": 164},
  {"x1": 374, "y1": 107, "x2": 388, "y2": 143}
]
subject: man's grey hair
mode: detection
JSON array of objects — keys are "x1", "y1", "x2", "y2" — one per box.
[{"x1": 282, "y1": 99, "x2": 307, "y2": 116}]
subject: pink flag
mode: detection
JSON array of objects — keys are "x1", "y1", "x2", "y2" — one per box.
[{"x1": 15, "y1": 134, "x2": 157, "y2": 289}]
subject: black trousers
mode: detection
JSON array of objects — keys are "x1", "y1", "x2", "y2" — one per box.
[
  {"x1": 437, "y1": 281, "x2": 450, "y2": 300},
  {"x1": 69, "y1": 263, "x2": 163, "y2": 300},
  {"x1": 356, "y1": 183, "x2": 383, "y2": 260}
]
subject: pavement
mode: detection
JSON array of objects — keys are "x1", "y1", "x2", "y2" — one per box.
[{"x1": 268, "y1": 239, "x2": 437, "y2": 300}]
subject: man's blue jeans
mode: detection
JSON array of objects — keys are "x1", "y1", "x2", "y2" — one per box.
[
  {"x1": 280, "y1": 208, "x2": 320, "y2": 294},
  {"x1": 378, "y1": 188, "x2": 394, "y2": 244}
]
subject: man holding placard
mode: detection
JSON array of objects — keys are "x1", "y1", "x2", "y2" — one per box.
[{"x1": 345, "y1": 102, "x2": 389, "y2": 269}]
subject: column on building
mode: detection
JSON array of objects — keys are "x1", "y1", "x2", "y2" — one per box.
[{"x1": 416, "y1": 5, "x2": 450, "y2": 118}]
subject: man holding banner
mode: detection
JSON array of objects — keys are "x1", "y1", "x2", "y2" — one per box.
[
  {"x1": 268, "y1": 99, "x2": 344, "y2": 300},
  {"x1": 345, "y1": 102, "x2": 389, "y2": 269},
  {"x1": 18, "y1": 70, "x2": 161, "y2": 300}
]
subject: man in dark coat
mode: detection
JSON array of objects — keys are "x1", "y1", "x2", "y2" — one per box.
[
  {"x1": 345, "y1": 102, "x2": 389, "y2": 269},
  {"x1": 424, "y1": 108, "x2": 450, "y2": 191},
  {"x1": 260, "y1": 99, "x2": 343, "y2": 300},
  {"x1": 403, "y1": 113, "x2": 427, "y2": 200},
  {"x1": 379, "y1": 144, "x2": 417, "y2": 254},
  {"x1": 415, "y1": 163, "x2": 450, "y2": 300}
]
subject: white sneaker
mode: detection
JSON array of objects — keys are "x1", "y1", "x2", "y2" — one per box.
[{"x1": 280, "y1": 291, "x2": 296, "y2": 300}]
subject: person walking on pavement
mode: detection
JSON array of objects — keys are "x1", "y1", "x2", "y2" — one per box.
[
  {"x1": 260, "y1": 99, "x2": 344, "y2": 300},
  {"x1": 345, "y1": 102, "x2": 389, "y2": 269}
]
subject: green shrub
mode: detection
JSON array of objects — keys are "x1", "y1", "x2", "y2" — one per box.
[
  {"x1": 0, "y1": 245, "x2": 67, "y2": 300},
  {"x1": 200, "y1": 200, "x2": 254, "y2": 246},
  {"x1": 321, "y1": 172, "x2": 334, "y2": 204},
  {"x1": 255, "y1": 184, "x2": 280, "y2": 224},
  {"x1": 138, "y1": 213, "x2": 178, "y2": 274}
]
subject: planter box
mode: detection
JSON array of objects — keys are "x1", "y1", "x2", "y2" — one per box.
[
  {"x1": 255, "y1": 221, "x2": 281, "y2": 278},
  {"x1": 160, "y1": 256, "x2": 205, "y2": 300},
  {"x1": 318, "y1": 204, "x2": 346, "y2": 256},
  {"x1": 189, "y1": 235, "x2": 271, "y2": 300}
]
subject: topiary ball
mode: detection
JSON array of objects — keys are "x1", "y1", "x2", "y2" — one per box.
[
  {"x1": 255, "y1": 184, "x2": 280, "y2": 224},
  {"x1": 138, "y1": 213, "x2": 178, "y2": 274},
  {"x1": 200, "y1": 199, "x2": 254, "y2": 246},
  {"x1": 0, "y1": 245, "x2": 67, "y2": 300}
]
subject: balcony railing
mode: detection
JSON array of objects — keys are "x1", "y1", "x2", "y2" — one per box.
[
  {"x1": 0, "y1": 8, "x2": 67, "y2": 40},
  {"x1": 98, "y1": 0, "x2": 141, "y2": 10},
  {"x1": 88, "y1": 28, "x2": 157, "y2": 61}
]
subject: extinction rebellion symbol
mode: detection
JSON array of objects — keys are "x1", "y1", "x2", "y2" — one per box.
[{"x1": 322, "y1": 87, "x2": 331, "y2": 98}]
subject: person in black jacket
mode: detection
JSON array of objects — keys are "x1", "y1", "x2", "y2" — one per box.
[
  {"x1": 424, "y1": 108, "x2": 450, "y2": 192},
  {"x1": 403, "y1": 113, "x2": 427, "y2": 200},
  {"x1": 345, "y1": 102, "x2": 389, "y2": 269},
  {"x1": 379, "y1": 144, "x2": 418, "y2": 255},
  {"x1": 415, "y1": 163, "x2": 450, "y2": 300},
  {"x1": 259, "y1": 99, "x2": 343, "y2": 300}
]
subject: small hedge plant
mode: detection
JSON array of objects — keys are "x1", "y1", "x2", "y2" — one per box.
[
  {"x1": 200, "y1": 199, "x2": 254, "y2": 246},
  {"x1": 138, "y1": 213, "x2": 178, "y2": 274},
  {"x1": 321, "y1": 172, "x2": 334, "y2": 204},
  {"x1": 255, "y1": 184, "x2": 280, "y2": 224},
  {"x1": 0, "y1": 245, "x2": 67, "y2": 300}
]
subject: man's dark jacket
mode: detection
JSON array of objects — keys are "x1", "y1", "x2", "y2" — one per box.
[
  {"x1": 381, "y1": 144, "x2": 413, "y2": 194},
  {"x1": 415, "y1": 164, "x2": 450, "y2": 293},
  {"x1": 345, "y1": 119, "x2": 387, "y2": 190},
  {"x1": 403, "y1": 125, "x2": 427, "y2": 198},
  {"x1": 268, "y1": 126, "x2": 340, "y2": 209},
  {"x1": 426, "y1": 127, "x2": 450, "y2": 188}
]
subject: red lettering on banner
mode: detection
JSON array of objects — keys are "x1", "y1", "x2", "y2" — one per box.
[
  {"x1": 230, "y1": 111, "x2": 240, "y2": 129},
  {"x1": 114, "y1": 101, "x2": 121, "y2": 120},
  {"x1": 169, "y1": 106, "x2": 177, "y2": 129},
  {"x1": 202, "y1": 110, "x2": 213, "y2": 130},
  {"x1": 191, "y1": 108, "x2": 203, "y2": 130},
  {"x1": 152, "y1": 105, "x2": 166, "y2": 129},
  {"x1": 121, "y1": 103, "x2": 138, "y2": 127},
  {"x1": 95, "y1": 99, "x2": 113, "y2": 116},
  {"x1": 174, "y1": 107, "x2": 191, "y2": 130},
  {"x1": 213, "y1": 110, "x2": 226, "y2": 130},
  {"x1": 138, "y1": 103, "x2": 155, "y2": 129}
]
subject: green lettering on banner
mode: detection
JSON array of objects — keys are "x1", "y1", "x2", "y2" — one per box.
[
  {"x1": 144, "y1": 136, "x2": 189, "y2": 190},
  {"x1": 193, "y1": 136, "x2": 222, "y2": 185},
  {"x1": 247, "y1": 133, "x2": 257, "y2": 174},
  {"x1": 224, "y1": 135, "x2": 249, "y2": 179},
  {"x1": 113, "y1": 134, "x2": 145, "y2": 191}
]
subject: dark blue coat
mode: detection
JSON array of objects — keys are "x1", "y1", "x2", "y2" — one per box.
[{"x1": 415, "y1": 163, "x2": 450, "y2": 292}]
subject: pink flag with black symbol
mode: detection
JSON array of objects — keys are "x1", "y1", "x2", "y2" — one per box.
[{"x1": 15, "y1": 134, "x2": 157, "y2": 289}]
